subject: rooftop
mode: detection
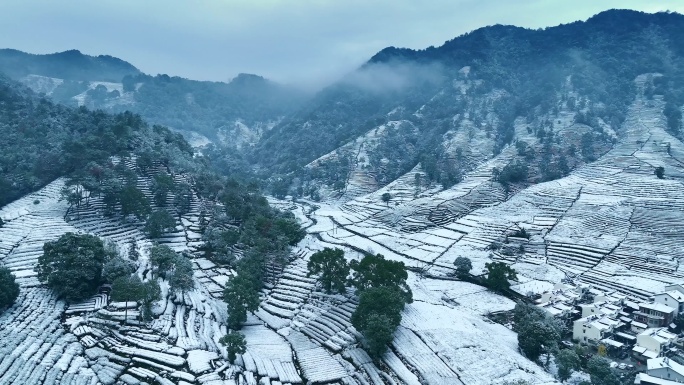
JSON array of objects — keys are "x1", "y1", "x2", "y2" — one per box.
[
  {"x1": 639, "y1": 328, "x2": 678, "y2": 344},
  {"x1": 659, "y1": 290, "x2": 684, "y2": 302},
  {"x1": 639, "y1": 302, "x2": 676, "y2": 314},
  {"x1": 647, "y1": 357, "x2": 684, "y2": 376}
]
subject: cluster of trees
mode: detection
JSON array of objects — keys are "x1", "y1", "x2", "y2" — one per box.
[
  {"x1": 212, "y1": 179, "x2": 305, "y2": 363},
  {"x1": 306, "y1": 249, "x2": 412, "y2": 358},
  {"x1": 202, "y1": 177, "x2": 305, "y2": 265},
  {"x1": 35, "y1": 233, "x2": 195, "y2": 325},
  {"x1": 0, "y1": 71, "x2": 196, "y2": 208},
  {"x1": 513, "y1": 303, "x2": 563, "y2": 363},
  {"x1": 493, "y1": 161, "x2": 529, "y2": 186},
  {"x1": 450, "y1": 255, "x2": 519, "y2": 293}
]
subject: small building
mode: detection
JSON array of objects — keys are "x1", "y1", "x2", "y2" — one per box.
[
  {"x1": 573, "y1": 315, "x2": 621, "y2": 344},
  {"x1": 644, "y1": 357, "x2": 684, "y2": 383},
  {"x1": 634, "y1": 328, "x2": 678, "y2": 358},
  {"x1": 633, "y1": 303, "x2": 676, "y2": 328},
  {"x1": 580, "y1": 302, "x2": 621, "y2": 318},
  {"x1": 595, "y1": 291, "x2": 626, "y2": 306},
  {"x1": 664, "y1": 284, "x2": 684, "y2": 296},
  {"x1": 538, "y1": 301, "x2": 576, "y2": 319},
  {"x1": 635, "y1": 372, "x2": 683, "y2": 385},
  {"x1": 655, "y1": 291, "x2": 684, "y2": 315}
]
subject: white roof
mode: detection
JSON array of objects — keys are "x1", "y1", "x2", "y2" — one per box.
[
  {"x1": 639, "y1": 328, "x2": 678, "y2": 344},
  {"x1": 648, "y1": 357, "x2": 684, "y2": 376},
  {"x1": 640, "y1": 302, "x2": 676, "y2": 313},
  {"x1": 636, "y1": 372, "x2": 682, "y2": 385},
  {"x1": 615, "y1": 331, "x2": 636, "y2": 340},
  {"x1": 632, "y1": 321, "x2": 648, "y2": 329},
  {"x1": 600, "y1": 338, "x2": 624, "y2": 348},
  {"x1": 659, "y1": 290, "x2": 684, "y2": 302}
]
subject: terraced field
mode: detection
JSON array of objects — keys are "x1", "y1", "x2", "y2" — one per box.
[
  {"x1": 3, "y1": 74, "x2": 682, "y2": 385},
  {"x1": 264, "y1": 76, "x2": 684, "y2": 384}
]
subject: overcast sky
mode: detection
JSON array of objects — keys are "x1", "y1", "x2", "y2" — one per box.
[{"x1": 1, "y1": 1, "x2": 682, "y2": 88}]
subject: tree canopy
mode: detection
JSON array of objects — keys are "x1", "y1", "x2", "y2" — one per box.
[
  {"x1": 484, "y1": 261, "x2": 517, "y2": 292},
  {"x1": 350, "y1": 254, "x2": 412, "y2": 302},
  {"x1": 453, "y1": 257, "x2": 472, "y2": 278},
  {"x1": 0, "y1": 266, "x2": 20, "y2": 310},
  {"x1": 36, "y1": 233, "x2": 111, "y2": 301},
  {"x1": 219, "y1": 331, "x2": 247, "y2": 364},
  {"x1": 144, "y1": 210, "x2": 177, "y2": 238},
  {"x1": 307, "y1": 248, "x2": 349, "y2": 294}
]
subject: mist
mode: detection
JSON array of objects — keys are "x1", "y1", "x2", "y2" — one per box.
[{"x1": 340, "y1": 61, "x2": 447, "y2": 94}]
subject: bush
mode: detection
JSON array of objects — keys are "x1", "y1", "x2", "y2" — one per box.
[{"x1": 453, "y1": 257, "x2": 472, "y2": 278}]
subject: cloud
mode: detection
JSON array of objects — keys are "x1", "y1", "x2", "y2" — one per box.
[{"x1": 342, "y1": 61, "x2": 446, "y2": 94}]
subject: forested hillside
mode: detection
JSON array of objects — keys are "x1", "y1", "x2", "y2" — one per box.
[
  {"x1": 0, "y1": 49, "x2": 139, "y2": 81},
  {"x1": 0, "y1": 75, "x2": 190, "y2": 206},
  {"x1": 0, "y1": 49, "x2": 308, "y2": 148},
  {"x1": 252, "y1": 9, "x2": 684, "y2": 197}
]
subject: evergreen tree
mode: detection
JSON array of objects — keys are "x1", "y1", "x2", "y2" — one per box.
[
  {"x1": 0, "y1": 266, "x2": 20, "y2": 310},
  {"x1": 484, "y1": 262, "x2": 517, "y2": 292},
  {"x1": 219, "y1": 331, "x2": 247, "y2": 364},
  {"x1": 119, "y1": 184, "x2": 151, "y2": 220},
  {"x1": 149, "y1": 244, "x2": 178, "y2": 278},
  {"x1": 453, "y1": 257, "x2": 472, "y2": 278},
  {"x1": 556, "y1": 349, "x2": 581, "y2": 382},
  {"x1": 169, "y1": 255, "x2": 195, "y2": 295},
  {"x1": 350, "y1": 254, "x2": 412, "y2": 302},
  {"x1": 144, "y1": 210, "x2": 177, "y2": 238},
  {"x1": 307, "y1": 248, "x2": 349, "y2": 294},
  {"x1": 111, "y1": 274, "x2": 144, "y2": 324},
  {"x1": 36, "y1": 233, "x2": 109, "y2": 301},
  {"x1": 223, "y1": 274, "x2": 260, "y2": 329}
]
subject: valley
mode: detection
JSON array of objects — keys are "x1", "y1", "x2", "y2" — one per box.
[
  {"x1": 2, "y1": 73, "x2": 683, "y2": 385},
  {"x1": 3, "y1": 8, "x2": 684, "y2": 385}
]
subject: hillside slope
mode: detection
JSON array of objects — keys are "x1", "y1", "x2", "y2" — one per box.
[
  {"x1": 254, "y1": 9, "x2": 684, "y2": 199},
  {"x1": 0, "y1": 50, "x2": 308, "y2": 147}
]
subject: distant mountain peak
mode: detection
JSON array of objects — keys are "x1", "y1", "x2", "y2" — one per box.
[
  {"x1": 230, "y1": 73, "x2": 268, "y2": 84},
  {"x1": 0, "y1": 48, "x2": 139, "y2": 82}
]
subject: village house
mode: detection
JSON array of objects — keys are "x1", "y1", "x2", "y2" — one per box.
[
  {"x1": 634, "y1": 357, "x2": 684, "y2": 384},
  {"x1": 633, "y1": 328, "x2": 678, "y2": 359},
  {"x1": 579, "y1": 302, "x2": 621, "y2": 318},
  {"x1": 654, "y1": 290, "x2": 684, "y2": 316},
  {"x1": 633, "y1": 303, "x2": 676, "y2": 328},
  {"x1": 573, "y1": 315, "x2": 621, "y2": 344}
]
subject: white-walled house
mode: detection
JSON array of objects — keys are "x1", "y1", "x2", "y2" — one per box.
[
  {"x1": 654, "y1": 290, "x2": 684, "y2": 316},
  {"x1": 579, "y1": 302, "x2": 620, "y2": 318},
  {"x1": 573, "y1": 315, "x2": 620, "y2": 343},
  {"x1": 634, "y1": 328, "x2": 678, "y2": 358},
  {"x1": 664, "y1": 284, "x2": 684, "y2": 296},
  {"x1": 644, "y1": 357, "x2": 684, "y2": 383}
]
